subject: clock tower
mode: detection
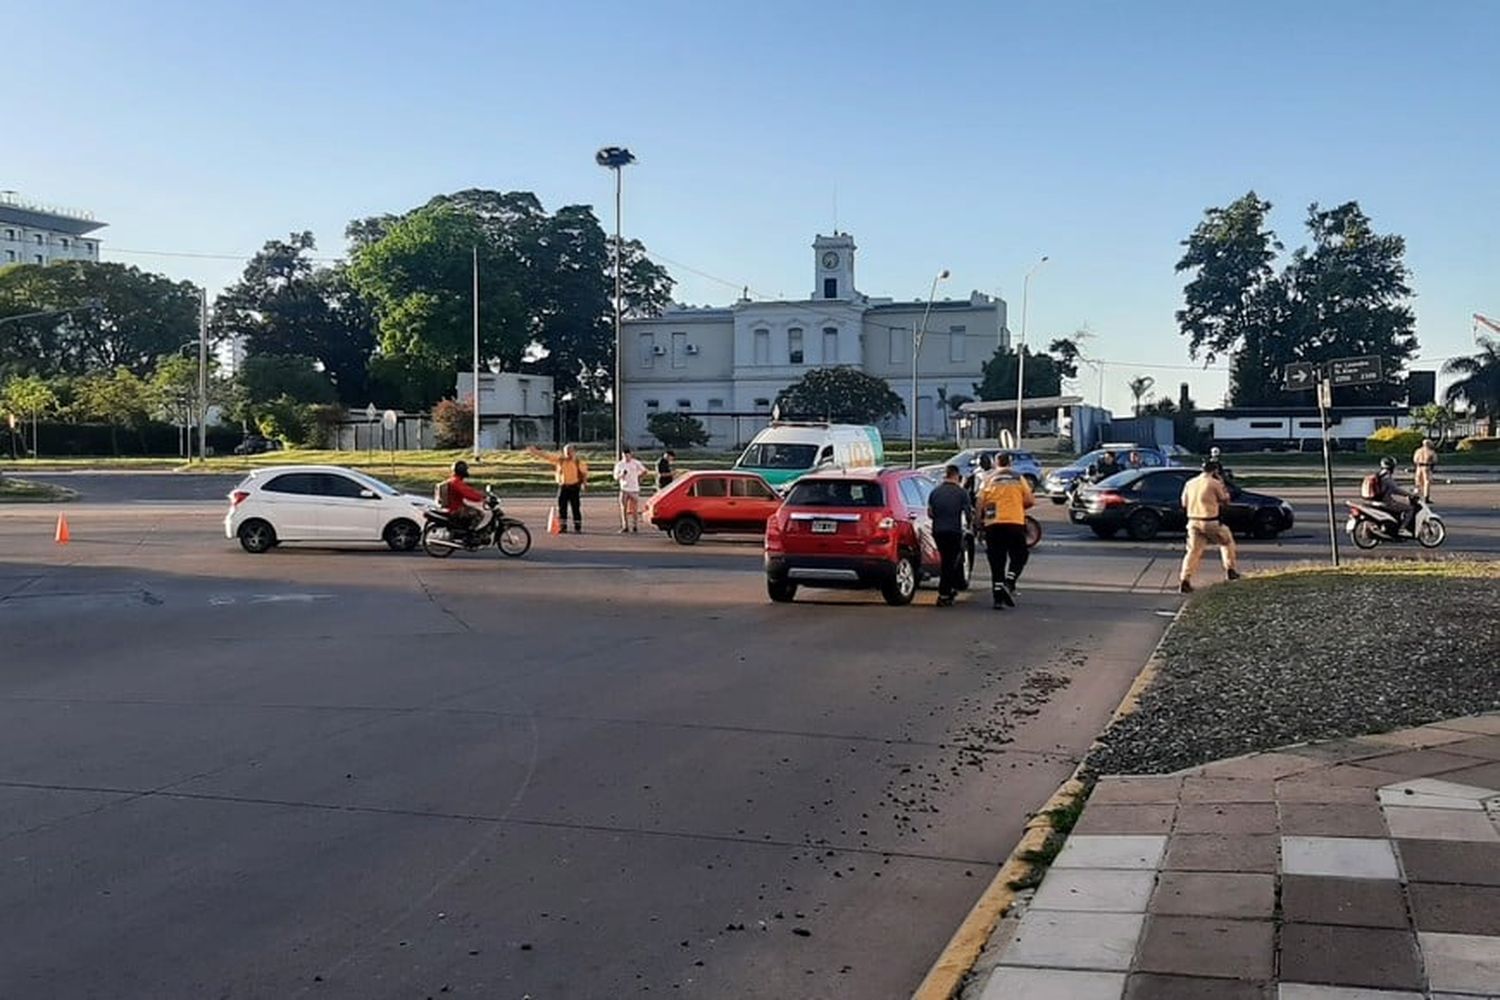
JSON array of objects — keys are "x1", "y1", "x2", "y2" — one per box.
[{"x1": 812, "y1": 233, "x2": 856, "y2": 301}]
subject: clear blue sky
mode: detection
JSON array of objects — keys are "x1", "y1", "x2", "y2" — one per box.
[{"x1": 9, "y1": 0, "x2": 1497, "y2": 411}]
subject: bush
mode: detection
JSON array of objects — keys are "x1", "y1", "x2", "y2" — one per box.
[
  {"x1": 1, "y1": 420, "x2": 240, "y2": 457},
  {"x1": 432, "y1": 399, "x2": 473, "y2": 449},
  {"x1": 256, "y1": 396, "x2": 311, "y2": 446},
  {"x1": 303, "y1": 404, "x2": 346, "y2": 450},
  {"x1": 1365, "y1": 427, "x2": 1423, "y2": 456},
  {"x1": 647, "y1": 411, "x2": 711, "y2": 449},
  {"x1": 1456, "y1": 435, "x2": 1500, "y2": 453}
]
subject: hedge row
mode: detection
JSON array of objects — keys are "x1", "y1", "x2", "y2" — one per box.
[{"x1": 0, "y1": 421, "x2": 243, "y2": 457}]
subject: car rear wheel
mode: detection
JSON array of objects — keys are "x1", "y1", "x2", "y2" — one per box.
[
  {"x1": 237, "y1": 519, "x2": 276, "y2": 554},
  {"x1": 1250, "y1": 509, "x2": 1281, "y2": 540},
  {"x1": 671, "y1": 517, "x2": 703, "y2": 546},
  {"x1": 766, "y1": 578, "x2": 798, "y2": 603},
  {"x1": 1090, "y1": 524, "x2": 1119, "y2": 540},
  {"x1": 1126, "y1": 509, "x2": 1162, "y2": 541},
  {"x1": 882, "y1": 555, "x2": 919, "y2": 606},
  {"x1": 384, "y1": 518, "x2": 421, "y2": 551}
]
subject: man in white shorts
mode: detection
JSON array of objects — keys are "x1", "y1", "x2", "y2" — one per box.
[{"x1": 613, "y1": 446, "x2": 648, "y2": 533}]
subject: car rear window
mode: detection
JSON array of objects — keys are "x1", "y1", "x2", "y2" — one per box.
[{"x1": 784, "y1": 479, "x2": 884, "y2": 507}]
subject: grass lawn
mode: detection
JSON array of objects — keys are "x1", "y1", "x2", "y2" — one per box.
[{"x1": 0, "y1": 476, "x2": 77, "y2": 502}]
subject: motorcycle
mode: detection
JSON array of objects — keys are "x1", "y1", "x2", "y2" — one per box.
[
  {"x1": 422, "y1": 486, "x2": 532, "y2": 558},
  {"x1": 1346, "y1": 495, "x2": 1445, "y2": 550}
]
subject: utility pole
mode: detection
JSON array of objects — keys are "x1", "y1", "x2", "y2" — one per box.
[
  {"x1": 596, "y1": 146, "x2": 635, "y2": 457},
  {"x1": 472, "y1": 246, "x2": 481, "y2": 459},
  {"x1": 1317, "y1": 374, "x2": 1340, "y2": 567},
  {"x1": 912, "y1": 270, "x2": 950, "y2": 467},
  {"x1": 1015, "y1": 256, "x2": 1049, "y2": 447},
  {"x1": 198, "y1": 287, "x2": 208, "y2": 462}
]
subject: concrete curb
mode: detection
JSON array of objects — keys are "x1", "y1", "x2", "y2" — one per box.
[{"x1": 909, "y1": 602, "x2": 1186, "y2": 1000}]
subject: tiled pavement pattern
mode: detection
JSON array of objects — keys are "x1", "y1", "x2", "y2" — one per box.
[{"x1": 978, "y1": 714, "x2": 1500, "y2": 999}]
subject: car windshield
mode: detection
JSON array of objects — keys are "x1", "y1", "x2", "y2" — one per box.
[
  {"x1": 784, "y1": 479, "x2": 885, "y2": 507},
  {"x1": 738, "y1": 443, "x2": 819, "y2": 470}
]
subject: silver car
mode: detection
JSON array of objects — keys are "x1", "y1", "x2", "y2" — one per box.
[{"x1": 921, "y1": 448, "x2": 1044, "y2": 489}]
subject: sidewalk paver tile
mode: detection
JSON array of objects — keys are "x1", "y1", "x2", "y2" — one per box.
[
  {"x1": 1278, "y1": 802, "x2": 1387, "y2": 837},
  {"x1": 1382, "y1": 805, "x2": 1500, "y2": 842},
  {"x1": 1149, "y1": 871, "x2": 1274, "y2": 919},
  {"x1": 1433, "y1": 761, "x2": 1500, "y2": 794},
  {"x1": 998, "y1": 911, "x2": 1145, "y2": 971},
  {"x1": 1175, "y1": 802, "x2": 1278, "y2": 835},
  {"x1": 1437, "y1": 735, "x2": 1500, "y2": 761},
  {"x1": 1378, "y1": 779, "x2": 1498, "y2": 810},
  {"x1": 1198, "y1": 752, "x2": 1323, "y2": 781},
  {"x1": 1072, "y1": 803, "x2": 1176, "y2": 835},
  {"x1": 1396, "y1": 839, "x2": 1500, "y2": 886},
  {"x1": 1281, "y1": 836, "x2": 1399, "y2": 880},
  {"x1": 1354, "y1": 749, "x2": 1491, "y2": 777},
  {"x1": 1052, "y1": 834, "x2": 1168, "y2": 871},
  {"x1": 1164, "y1": 834, "x2": 1277, "y2": 873},
  {"x1": 1030, "y1": 869, "x2": 1156, "y2": 913},
  {"x1": 1134, "y1": 915, "x2": 1273, "y2": 979},
  {"x1": 1089, "y1": 776, "x2": 1183, "y2": 805},
  {"x1": 1408, "y1": 883, "x2": 1500, "y2": 935},
  {"x1": 1358, "y1": 726, "x2": 1483, "y2": 750},
  {"x1": 1181, "y1": 777, "x2": 1274, "y2": 802},
  {"x1": 1278, "y1": 925, "x2": 1422, "y2": 990},
  {"x1": 1279, "y1": 875, "x2": 1409, "y2": 929},
  {"x1": 1278, "y1": 986, "x2": 1422, "y2": 999},
  {"x1": 1418, "y1": 931, "x2": 1500, "y2": 994},
  {"x1": 1126, "y1": 972, "x2": 1269, "y2": 998},
  {"x1": 1303, "y1": 766, "x2": 1410, "y2": 789},
  {"x1": 1276, "y1": 783, "x2": 1378, "y2": 805},
  {"x1": 1288, "y1": 740, "x2": 1391, "y2": 764},
  {"x1": 978, "y1": 967, "x2": 1126, "y2": 1000},
  {"x1": 1433, "y1": 715, "x2": 1500, "y2": 736}
]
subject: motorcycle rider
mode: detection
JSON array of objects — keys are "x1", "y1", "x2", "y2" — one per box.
[
  {"x1": 442, "y1": 460, "x2": 486, "y2": 534},
  {"x1": 1366, "y1": 455, "x2": 1417, "y2": 537}
]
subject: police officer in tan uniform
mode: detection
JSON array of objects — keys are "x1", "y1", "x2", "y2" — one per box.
[
  {"x1": 1412, "y1": 438, "x2": 1438, "y2": 500},
  {"x1": 1179, "y1": 459, "x2": 1240, "y2": 594}
]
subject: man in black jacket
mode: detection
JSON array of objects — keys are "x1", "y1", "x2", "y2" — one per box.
[{"x1": 928, "y1": 464, "x2": 972, "y2": 607}]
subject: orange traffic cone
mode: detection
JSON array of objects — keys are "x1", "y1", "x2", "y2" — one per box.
[
  {"x1": 546, "y1": 507, "x2": 561, "y2": 536},
  {"x1": 54, "y1": 513, "x2": 70, "y2": 545}
]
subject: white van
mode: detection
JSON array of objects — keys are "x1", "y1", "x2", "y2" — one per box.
[{"x1": 734, "y1": 422, "x2": 884, "y2": 487}]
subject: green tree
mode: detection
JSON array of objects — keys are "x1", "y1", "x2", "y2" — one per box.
[
  {"x1": 213, "y1": 233, "x2": 375, "y2": 404},
  {"x1": 1127, "y1": 375, "x2": 1156, "y2": 416},
  {"x1": 236, "y1": 354, "x2": 337, "y2": 408},
  {"x1": 151, "y1": 354, "x2": 201, "y2": 435},
  {"x1": 432, "y1": 398, "x2": 474, "y2": 449},
  {"x1": 974, "y1": 341, "x2": 1077, "y2": 401},
  {"x1": 1443, "y1": 337, "x2": 1500, "y2": 435},
  {"x1": 778, "y1": 367, "x2": 904, "y2": 424},
  {"x1": 1, "y1": 374, "x2": 59, "y2": 456},
  {"x1": 647, "y1": 411, "x2": 711, "y2": 449},
  {"x1": 1410, "y1": 402, "x2": 1458, "y2": 446},
  {"x1": 0, "y1": 262, "x2": 199, "y2": 377},
  {"x1": 73, "y1": 367, "x2": 155, "y2": 454}
]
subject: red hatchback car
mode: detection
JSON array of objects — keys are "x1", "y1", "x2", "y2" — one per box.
[
  {"x1": 647, "y1": 470, "x2": 784, "y2": 545},
  {"x1": 764, "y1": 468, "x2": 973, "y2": 605}
]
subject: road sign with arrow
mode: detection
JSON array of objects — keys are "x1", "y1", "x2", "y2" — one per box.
[{"x1": 1283, "y1": 362, "x2": 1318, "y2": 391}]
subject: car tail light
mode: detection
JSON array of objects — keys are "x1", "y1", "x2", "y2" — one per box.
[
  {"x1": 230, "y1": 490, "x2": 250, "y2": 507},
  {"x1": 877, "y1": 516, "x2": 895, "y2": 530},
  {"x1": 765, "y1": 514, "x2": 783, "y2": 549},
  {"x1": 1097, "y1": 491, "x2": 1126, "y2": 508}
]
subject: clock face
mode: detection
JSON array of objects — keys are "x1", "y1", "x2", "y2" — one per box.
[{"x1": 821, "y1": 251, "x2": 840, "y2": 269}]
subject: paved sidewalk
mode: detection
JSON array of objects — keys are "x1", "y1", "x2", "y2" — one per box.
[{"x1": 975, "y1": 713, "x2": 1500, "y2": 999}]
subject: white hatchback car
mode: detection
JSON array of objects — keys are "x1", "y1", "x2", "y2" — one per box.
[{"x1": 226, "y1": 465, "x2": 433, "y2": 553}]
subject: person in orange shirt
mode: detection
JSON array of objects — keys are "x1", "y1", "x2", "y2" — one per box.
[
  {"x1": 976, "y1": 452, "x2": 1035, "y2": 608},
  {"x1": 526, "y1": 444, "x2": 590, "y2": 533},
  {"x1": 1179, "y1": 459, "x2": 1240, "y2": 594}
]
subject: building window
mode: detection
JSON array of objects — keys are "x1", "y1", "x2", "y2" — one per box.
[
  {"x1": 33, "y1": 254, "x2": 43, "y2": 264},
  {"x1": 676, "y1": 398, "x2": 691, "y2": 410},
  {"x1": 34, "y1": 234, "x2": 43, "y2": 244},
  {"x1": 753, "y1": 329, "x2": 770, "y2": 365},
  {"x1": 3, "y1": 229, "x2": 14, "y2": 240},
  {"x1": 1297, "y1": 420, "x2": 1322, "y2": 429},
  {"x1": 639, "y1": 332, "x2": 655, "y2": 368},
  {"x1": 85, "y1": 242, "x2": 95, "y2": 254},
  {"x1": 1248, "y1": 421, "x2": 1283, "y2": 429},
  {"x1": 645, "y1": 399, "x2": 660, "y2": 410},
  {"x1": 59, "y1": 238, "x2": 69, "y2": 249},
  {"x1": 889, "y1": 329, "x2": 908, "y2": 365},
  {"x1": 671, "y1": 331, "x2": 687, "y2": 369},
  {"x1": 788, "y1": 328, "x2": 804, "y2": 364},
  {"x1": 753, "y1": 397, "x2": 771, "y2": 412},
  {"x1": 708, "y1": 398, "x2": 724, "y2": 410},
  {"x1": 823, "y1": 278, "x2": 837, "y2": 299},
  {"x1": 823, "y1": 327, "x2": 837, "y2": 364},
  {"x1": 949, "y1": 325, "x2": 966, "y2": 362},
  {"x1": 4, "y1": 250, "x2": 13, "y2": 262}
]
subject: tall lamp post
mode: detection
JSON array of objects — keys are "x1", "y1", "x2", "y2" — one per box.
[
  {"x1": 197, "y1": 287, "x2": 208, "y2": 463},
  {"x1": 911, "y1": 269, "x2": 951, "y2": 467},
  {"x1": 1014, "y1": 255, "x2": 1049, "y2": 446},
  {"x1": 596, "y1": 145, "x2": 636, "y2": 457}
]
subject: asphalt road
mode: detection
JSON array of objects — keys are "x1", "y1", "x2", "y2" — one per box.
[{"x1": 0, "y1": 474, "x2": 1494, "y2": 1000}]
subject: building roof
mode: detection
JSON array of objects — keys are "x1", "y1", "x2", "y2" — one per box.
[
  {"x1": 0, "y1": 193, "x2": 105, "y2": 236},
  {"x1": 959, "y1": 395, "x2": 1086, "y2": 414},
  {"x1": 1203, "y1": 406, "x2": 1411, "y2": 418}
]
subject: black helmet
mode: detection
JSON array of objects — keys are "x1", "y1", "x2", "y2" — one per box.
[
  {"x1": 452, "y1": 460, "x2": 470, "y2": 478},
  {"x1": 1202, "y1": 459, "x2": 1223, "y2": 474},
  {"x1": 1379, "y1": 456, "x2": 1396, "y2": 472},
  {"x1": 978, "y1": 453, "x2": 994, "y2": 471}
]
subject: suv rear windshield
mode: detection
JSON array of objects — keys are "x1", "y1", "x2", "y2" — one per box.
[
  {"x1": 784, "y1": 479, "x2": 884, "y2": 507},
  {"x1": 739, "y1": 443, "x2": 818, "y2": 469}
]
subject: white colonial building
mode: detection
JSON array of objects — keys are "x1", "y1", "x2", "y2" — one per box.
[
  {"x1": 455, "y1": 370, "x2": 555, "y2": 448},
  {"x1": 0, "y1": 191, "x2": 105, "y2": 267},
  {"x1": 620, "y1": 233, "x2": 1008, "y2": 449}
]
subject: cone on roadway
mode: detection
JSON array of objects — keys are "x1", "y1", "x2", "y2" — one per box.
[
  {"x1": 54, "y1": 513, "x2": 70, "y2": 545},
  {"x1": 546, "y1": 507, "x2": 561, "y2": 535}
]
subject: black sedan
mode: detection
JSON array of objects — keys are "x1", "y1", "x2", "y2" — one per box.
[{"x1": 1068, "y1": 468, "x2": 1295, "y2": 541}]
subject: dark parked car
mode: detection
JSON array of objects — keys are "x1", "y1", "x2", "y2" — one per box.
[
  {"x1": 1069, "y1": 468, "x2": 1295, "y2": 541},
  {"x1": 1042, "y1": 444, "x2": 1174, "y2": 503},
  {"x1": 233, "y1": 435, "x2": 283, "y2": 456}
]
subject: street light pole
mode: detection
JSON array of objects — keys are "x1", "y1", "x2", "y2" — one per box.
[
  {"x1": 912, "y1": 269, "x2": 950, "y2": 467},
  {"x1": 1014, "y1": 255, "x2": 1049, "y2": 446},
  {"x1": 472, "y1": 246, "x2": 481, "y2": 459},
  {"x1": 596, "y1": 145, "x2": 636, "y2": 457},
  {"x1": 198, "y1": 287, "x2": 208, "y2": 463}
]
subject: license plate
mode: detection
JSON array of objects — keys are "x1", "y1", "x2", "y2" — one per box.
[{"x1": 811, "y1": 519, "x2": 838, "y2": 534}]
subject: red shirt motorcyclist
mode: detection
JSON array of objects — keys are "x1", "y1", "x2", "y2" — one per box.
[{"x1": 443, "y1": 460, "x2": 485, "y2": 529}]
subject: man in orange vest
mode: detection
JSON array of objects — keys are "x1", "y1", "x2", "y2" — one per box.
[
  {"x1": 527, "y1": 444, "x2": 590, "y2": 533},
  {"x1": 976, "y1": 452, "x2": 1035, "y2": 608}
]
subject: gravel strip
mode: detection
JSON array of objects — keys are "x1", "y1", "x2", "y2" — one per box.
[{"x1": 1087, "y1": 566, "x2": 1500, "y2": 776}]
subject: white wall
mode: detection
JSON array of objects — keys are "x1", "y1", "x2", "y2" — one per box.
[{"x1": 456, "y1": 372, "x2": 554, "y2": 417}]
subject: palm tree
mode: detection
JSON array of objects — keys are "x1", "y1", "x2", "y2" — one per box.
[
  {"x1": 1127, "y1": 375, "x2": 1156, "y2": 418},
  {"x1": 1444, "y1": 337, "x2": 1500, "y2": 436}
]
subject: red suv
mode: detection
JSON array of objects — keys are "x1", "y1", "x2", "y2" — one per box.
[
  {"x1": 647, "y1": 470, "x2": 784, "y2": 545},
  {"x1": 764, "y1": 468, "x2": 973, "y2": 605}
]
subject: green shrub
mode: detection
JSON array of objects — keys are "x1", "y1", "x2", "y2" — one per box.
[
  {"x1": 256, "y1": 396, "x2": 311, "y2": 445},
  {"x1": 1365, "y1": 427, "x2": 1423, "y2": 456},
  {"x1": 648, "y1": 411, "x2": 711, "y2": 449},
  {"x1": 432, "y1": 399, "x2": 473, "y2": 449},
  {"x1": 1456, "y1": 435, "x2": 1500, "y2": 453}
]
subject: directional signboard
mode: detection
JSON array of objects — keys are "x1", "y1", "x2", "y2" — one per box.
[
  {"x1": 1328, "y1": 355, "x2": 1382, "y2": 388},
  {"x1": 1283, "y1": 362, "x2": 1318, "y2": 391},
  {"x1": 364, "y1": 402, "x2": 378, "y2": 421}
]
